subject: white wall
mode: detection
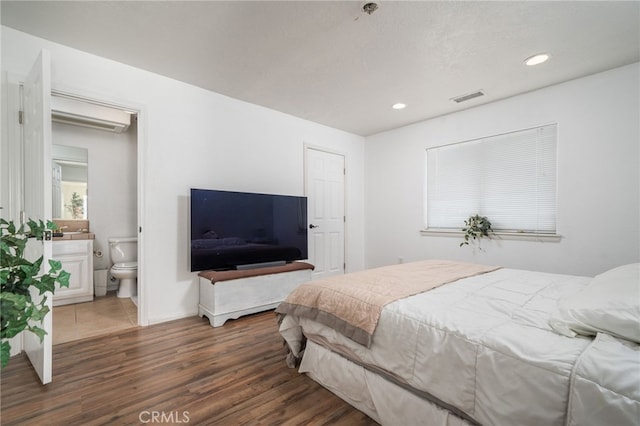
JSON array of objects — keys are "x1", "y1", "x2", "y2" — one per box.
[
  {"x1": 2, "y1": 26, "x2": 365, "y2": 324},
  {"x1": 365, "y1": 63, "x2": 640, "y2": 277}
]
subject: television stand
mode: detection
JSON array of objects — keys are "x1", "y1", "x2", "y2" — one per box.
[
  {"x1": 197, "y1": 261, "x2": 314, "y2": 327},
  {"x1": 235, "y1": 260, "x2": 286, "y2": 270}
]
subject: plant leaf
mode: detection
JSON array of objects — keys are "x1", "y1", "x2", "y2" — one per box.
[
  {"x1": 1, "y1": 341, "x2": 10, "y2": 369},
  {"x1": 1, "y1": 218, "x2": 70, "y2": 368}
]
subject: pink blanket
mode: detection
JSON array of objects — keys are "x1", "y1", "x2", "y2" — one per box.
[{"x1": 276, "y1": 259, "x2": 501, "y2": 346}]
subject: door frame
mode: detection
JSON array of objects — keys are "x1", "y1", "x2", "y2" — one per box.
[
  {"x1": 1, "y1": 73, "x2": 25, "y2": 223},
  {"x1": 3, "y1": 73, "x2": 27, "y2": 358},
  {"x1": 303, "y1": 143, "x2": 348, "y2": 274},
  {"x1": 2, "y1": 62, "x2": 150, "y2": 375},
  {"x1": 50, "y1": 87, "x2": 148, "y2": 326}
]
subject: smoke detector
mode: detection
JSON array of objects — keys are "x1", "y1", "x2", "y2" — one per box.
[{"x1": 362, "y1": 2, "x2": 379, "y2": 15}]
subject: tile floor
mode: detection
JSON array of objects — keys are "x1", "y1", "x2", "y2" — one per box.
[{"x1": 52, "y1": 292, "x2": 138, "y2": 345}]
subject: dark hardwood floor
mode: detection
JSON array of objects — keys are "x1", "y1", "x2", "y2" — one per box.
[{"x1": 1, "y1": 311, "x2": 377, "y2": 425}]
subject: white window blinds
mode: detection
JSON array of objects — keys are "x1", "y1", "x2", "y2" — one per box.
[{"x1": 425, "y1": 124, "x2": 557, "y2": 233}]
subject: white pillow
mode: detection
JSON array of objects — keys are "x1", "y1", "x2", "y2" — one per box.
[{"x1": 549, "y1": 263, "x2": 640, "y2": 343}]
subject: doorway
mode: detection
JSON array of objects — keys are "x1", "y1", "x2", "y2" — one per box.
[
  {"x1": 3, "y1": 53, "x2": 145, "y2": 382},
  {"x1": 50, "y1": 93, "x2": 142, "y2": 341},
  {"x1": 305, "y1": 147, "x2": 346, "y2": 280}
]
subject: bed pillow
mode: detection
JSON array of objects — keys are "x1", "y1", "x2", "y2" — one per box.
[{"x1": 549, "y1": 263, "x2": 640, "y2": 343}]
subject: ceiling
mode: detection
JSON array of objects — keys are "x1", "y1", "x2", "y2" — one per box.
[{"x1": 2, "y1": 1, "x2": 639, "y2": 136}]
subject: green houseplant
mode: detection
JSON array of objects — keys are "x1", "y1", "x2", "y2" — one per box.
[
  {"x1": 460, "y1": 214, "x2": 494, "y2": 247},
  {"x1": 65, "y1": 191, "x2": 84, "y2": 219},
  {"x1": 0, "y1": 218, "x2": 70, "y2": 368}
]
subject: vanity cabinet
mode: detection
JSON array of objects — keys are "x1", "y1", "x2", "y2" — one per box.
[{"x1": 52, "y1": 239, "x2": 94, "y2": 306}]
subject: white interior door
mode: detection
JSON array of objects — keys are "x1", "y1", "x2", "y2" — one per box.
[
  {"x1": 22, "y1": 49, "x2": 54, "y2": 384},
  {"x1": 306, "y1": 148, "x2": 345, "y2": 280}
]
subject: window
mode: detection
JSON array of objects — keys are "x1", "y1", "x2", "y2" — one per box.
[{"x1": 425, "y1": 124, "x2": 557, "y2": 234}]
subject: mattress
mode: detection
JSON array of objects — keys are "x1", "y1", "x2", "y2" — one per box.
[{"x1": 278, "y1": 266, "x2": 640, "y2": 425}]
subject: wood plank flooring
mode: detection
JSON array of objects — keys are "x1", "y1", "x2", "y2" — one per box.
[{"x1": 1, "y1": 311, "x2": 377, "y2": 426}]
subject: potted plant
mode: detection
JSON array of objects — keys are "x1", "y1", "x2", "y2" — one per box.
[
  {"x1": 1, "y1": 218, "x2": 70, "y2": 368},
  {"x1": 65, "y1": 191, "x2": 84, "y2": 219},
  {"x1": 460, "y1": 214, "x2": 494, "y2": 247}
]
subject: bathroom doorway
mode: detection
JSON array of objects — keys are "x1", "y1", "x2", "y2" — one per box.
[{"x1": 50, "y1": 92, "x2": 144, "y2": 342}]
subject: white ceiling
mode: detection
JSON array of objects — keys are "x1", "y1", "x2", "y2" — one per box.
[{"x1": 2, "y1": 1, "x2": 639, "y2": 136}]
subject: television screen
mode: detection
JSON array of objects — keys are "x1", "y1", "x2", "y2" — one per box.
[{"x1": 190, "y1": 188, "x2": 308, "y2": 271}]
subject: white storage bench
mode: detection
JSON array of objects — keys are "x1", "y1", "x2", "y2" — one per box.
[{"x1": 197, "y1": 262, "x2": 314, "y2": 327}]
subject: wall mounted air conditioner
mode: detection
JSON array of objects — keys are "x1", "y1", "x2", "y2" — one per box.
[{"x1": 51, "y1": 96, "x2": 131, "y2": 133}]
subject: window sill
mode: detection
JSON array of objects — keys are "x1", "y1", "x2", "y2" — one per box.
[{"x1": 420, "y1": 229, "x2": 562, "y2": 242}]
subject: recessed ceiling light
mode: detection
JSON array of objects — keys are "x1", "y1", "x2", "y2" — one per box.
[
  {"x1": 392, "y1": 103, "x2": 406, "y2": 110},
  {"x1": 524, "y1": 53, "x2": 550, "y2": 66}
]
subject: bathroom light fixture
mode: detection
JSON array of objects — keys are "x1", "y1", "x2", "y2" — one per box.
[
  {"x1": 392, "y1": 103, "x2": 406, "y2": 110},
  {"x1": 524, "y1": 53, "x2": 550, "y2": 66}
]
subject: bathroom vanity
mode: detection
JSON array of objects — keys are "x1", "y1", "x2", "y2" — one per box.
[{"x1": 52, "y1": 237, "x2": 94, "y2": 306}]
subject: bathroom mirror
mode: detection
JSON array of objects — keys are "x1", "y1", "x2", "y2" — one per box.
[{"x1": 52, "y1": 144, "x2": 88, "y2": 220}]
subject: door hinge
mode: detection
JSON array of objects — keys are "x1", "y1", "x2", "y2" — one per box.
[{"x1": 18, "y1": 110, "x2": 24, "y2": 124}]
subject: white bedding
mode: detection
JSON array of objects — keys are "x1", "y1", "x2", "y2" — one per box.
[
  {"x1": 300, "y1": 339, "x2": 474, "y2": 426},
  {"x1": 279, "y1": 267, "x2": 640, "y2": 425},
  {"x1": 567, "y1": 333, "x2": 640, "y2": 426}
]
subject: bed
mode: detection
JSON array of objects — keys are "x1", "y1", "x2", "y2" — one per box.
[{"x1": 275, "y1": 260, "x2": 640, "y2": 425}]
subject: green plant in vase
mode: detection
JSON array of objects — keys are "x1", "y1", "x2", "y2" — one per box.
[
  {"x1": 1, "y1": 219, "x2": 70, "y2": 368},
  {"x1": 460, "y1": 214, "x2": 494, "y2": 248}
]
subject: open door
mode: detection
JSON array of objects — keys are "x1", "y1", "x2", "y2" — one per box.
[{"x1": 21, "y1": 49, "x2": 54, "y2": 384}]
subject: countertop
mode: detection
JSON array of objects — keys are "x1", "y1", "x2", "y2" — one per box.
[{"x1": 53, "y1": 232, "x2": 95, "y2": 241}]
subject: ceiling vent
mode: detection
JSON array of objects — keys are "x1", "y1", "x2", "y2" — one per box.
[
  {"x1": 451, "y1": 90, "x2": 485, "y2": 104},
  {"x1": 51, "y1": 96, "x2": 131, "y2": 133}
]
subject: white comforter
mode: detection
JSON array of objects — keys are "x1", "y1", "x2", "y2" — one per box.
[{"x1": 279, "y1": 268, "x2": 640, "y2": 425}]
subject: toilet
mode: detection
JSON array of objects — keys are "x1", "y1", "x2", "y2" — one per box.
[{"x1": 108, "y1": 236, "x2": 138, "y2": 298}]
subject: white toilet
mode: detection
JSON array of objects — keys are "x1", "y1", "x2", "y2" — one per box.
[{"x1": 108, "y1": 236, "x2": 138, "y2": 298}]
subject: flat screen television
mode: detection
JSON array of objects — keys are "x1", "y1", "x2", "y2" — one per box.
[{"x1": 190, "y1": 188, "x2": 308, "y2": 271}]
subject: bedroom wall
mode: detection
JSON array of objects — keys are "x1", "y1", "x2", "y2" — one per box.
[
  {"x1": 364, "y1": 63, "x2": 640, "y2": 277},
  {"x1": 2, "y1": 26, "x2": 366, "y2": 324}
]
